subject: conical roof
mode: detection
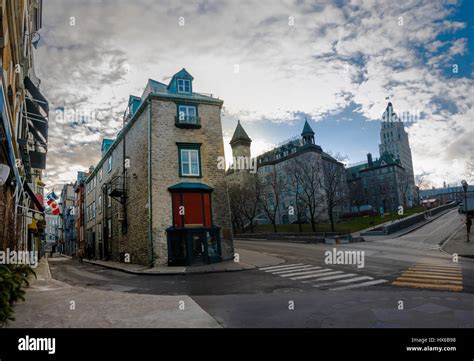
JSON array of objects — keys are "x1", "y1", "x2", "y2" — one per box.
[
  {"x1": 301, "y1": 119, "x2": 314, "y2": 136},
  {"x1": 230, "y1": 120, "x2": 252, "y2": 146}
]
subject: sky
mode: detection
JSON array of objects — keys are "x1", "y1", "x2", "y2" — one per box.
[{"x1": 34, "y1": 0, "x2": 474, "y2": 190}]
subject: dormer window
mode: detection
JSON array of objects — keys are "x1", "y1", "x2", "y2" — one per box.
[{"x1": 177, "y1": 79, "x2": 191, "y2": 94}]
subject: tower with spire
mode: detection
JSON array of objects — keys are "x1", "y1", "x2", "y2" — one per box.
[
  {"x1": 230, "y1": 120, "x2": 252, "y2": 159},
  {"x1": 301, "y1": 118, "x2": 315, "y2": 145}
]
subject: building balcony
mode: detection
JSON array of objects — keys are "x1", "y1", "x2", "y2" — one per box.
[
  {"x1": 108, "y1": 175, "x2": 128, "y2": 203},
  {"x1": 175, "y1": 116, "x2": 201, "y2": 129}
]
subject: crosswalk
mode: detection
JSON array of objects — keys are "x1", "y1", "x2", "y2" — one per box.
[
  {"x1": 259, "y1": 263, "x2": 388, "y2": 291},
  {"x1": 392, "y1": 262, "x2": 463, "y2": 292}
]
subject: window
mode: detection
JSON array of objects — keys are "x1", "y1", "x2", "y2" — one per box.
[
  {"x1": 92, "y1": 202, "x2": 96, "y2": 219},
  {"x1": 177, "y1": 79, "x2": 191, "y2": 93},
  {"x1": 98, "y1": 223, "x2": 102, "y2": 241},
  {"x1": 98, "y1": 168, "x2": 103, "y2": 181},
  {"x1": 107, "y1": 186, "x2": 111, "y2": 207},
  {"x1": 107, "y1": 218, "x2": 112, "y2": 238},
  {"x1": 178, "y1": 144, "x2": 201, "y2": 177},
  {"x1": 177, "y1": 105, "x2": 197, "y2": 124},
  {"x1": 107, "y1": 157, "x2": 112, "y2": 173},
  {"x1": 98, "y1": 194, "x2": 102, "y2": 213}
]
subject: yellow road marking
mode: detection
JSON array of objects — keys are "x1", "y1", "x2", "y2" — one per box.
[
  {"x1": 407, "y1": 268, "x2": 463, "y2": 275},
  {"x1": 396, "y1": 277, "x2": 463, "y2": 285},
  {"x1": 415, "y1": 263, "x2": 461, "y2": 270},
  {"x1": 401, "y1": 273, "x2": 462, "y2": 280},
  {"x1": 408, "y1": 266, "x2": 462, "y2": 272},
  {"x1": 392, "y1": 281, "x2": 462, "y2": 292}
]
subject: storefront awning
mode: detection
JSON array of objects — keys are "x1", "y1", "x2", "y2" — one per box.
[
  {"x1": 24, "y1": 76, "x2": 49, "y2": 114},
  {"x1": 23, "y1": 180, "x2": 44, "y2": 213},
  {"x1": 168, "y1": 182, "x2": 214, "y2": 193},
  {"x1": 25, "y1": 96, "x2": 48, "y2": 142}
]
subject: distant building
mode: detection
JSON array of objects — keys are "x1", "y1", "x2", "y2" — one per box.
[
  {"x1": 60, "y1": 183, "x2": 75, "y2": 255},
  {"x1": 347, "y1": 102, "x2": 416, "y2": 213},
  {"x1": 419, "y1": 185, "x2": 474, "y2": 204},
  {"x1": 347, "y1": 152, "x2": 409, "y2": 213},
  {"x1": 74, "y1": 171, "x2": 89, "y2": 257},
  {"x1": 84, "y1": 68, "x2": 233, "y2": 267},
  {"x1": 44, "y1": 208, "x2": 59, "y2": 251},
  {"x1": 227, "y1": 119, "x2": 349, "y2": 226}
]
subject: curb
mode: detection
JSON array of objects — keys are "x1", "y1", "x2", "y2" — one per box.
[{"x1": 81, "y1": 258, "x2": 258, "y2": 276}]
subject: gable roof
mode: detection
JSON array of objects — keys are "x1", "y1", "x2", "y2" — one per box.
[{"x1": 167, "y1": 68, "x2": 194, "y2": 89}]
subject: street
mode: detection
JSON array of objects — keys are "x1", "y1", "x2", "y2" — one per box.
[{"x1": 45, "y1": 208, "x2": 474, "y2": 327}]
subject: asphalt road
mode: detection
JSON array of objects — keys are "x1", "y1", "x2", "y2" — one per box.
[{"x1": 48, "y1": 209, "x2": 474, "y2": 327}]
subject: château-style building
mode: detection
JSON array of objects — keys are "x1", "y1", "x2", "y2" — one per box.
[
  {"x1": 346, "y1": 102, "x2": 416, "y2": 213},
  {"x1": 227, "y1": 119, "x2": 349, "y2": 226},
  {"x1": 84, "y1": 68, "x2": 233, "y2": 267}
]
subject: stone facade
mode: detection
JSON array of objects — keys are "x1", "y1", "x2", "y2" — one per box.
[{"x1": 85, "y1": 69, "x2": 233, "y2": 267}]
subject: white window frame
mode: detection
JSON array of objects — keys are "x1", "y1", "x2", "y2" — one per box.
[
  {"x1": 98, "y1": 168, "x2": 103, "y2": 181},
  {"x1": 178, "y1": 105, "x2": 197, "y2": 123},
  {"x1": 98, "y1": 194, "x2": 102, "y2": 213},
  {"x1": 107, "y1": 157, "x2": 113, "y2": 173},
  {"x1": 177, "y1": 79, "x2": 191, "y2": 94},
  {"x1": 180, "y1": 149, "x2": 200, "y2": 177}
]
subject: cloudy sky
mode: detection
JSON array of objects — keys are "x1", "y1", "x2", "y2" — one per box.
[{"x1": 35, "y1": 0, "x2": 473, "y2": 190}]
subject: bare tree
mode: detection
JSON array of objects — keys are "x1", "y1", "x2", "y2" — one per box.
[
  {"x1": 320, "y1": 153, "x2": 349, "y2": 232},
  {"x1": 348, "y1": 179, "x2": 365, "y2": 214},
  {"x1": 258, "y1": 166, "x2": 286, "y2": 233},
  {"x1": 239, "y1": 175, "x2": 261, "y2": 233},
  {"x1": 285, "y1": 155, "x2": 325, "y2": 232},
  {"x1": 397, "y1": 172, "x2": 411, "y2": 210},
  {"x1": 228, "y1": 183, "x2": 245, "y2": 234}
]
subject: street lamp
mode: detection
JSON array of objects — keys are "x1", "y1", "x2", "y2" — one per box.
[{"x1": 461, "y1": 180, "x2": 470, "y2": 242}]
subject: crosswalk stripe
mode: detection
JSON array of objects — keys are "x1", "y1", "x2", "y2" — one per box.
[
  {"x1": 392, "y1": 281, "x2": 462, "y2": 292},
  {"x1": 414, "y1": 263, "x2": 461, "y2": 270},
  {"x1": 396, "y1": 277, "x2": 463, "y2": 285},
  {"x1": 401, "y1": 273, "x2": 462, "y2": 280},
  {"x1": 312, "y1": 275, "x2": 374, "y2": 287},
  {"x1": 308, "y1": 273, "x2": 356, "y2": 282},
  {"x1": 272, "y1": 266, "x2": 322, "y2": 274},
  {"x1": 406, "y1": 269, "x2": 462, "y2": 275},
  {"x1": 260, "y1": 263, "x2": 303, "y2": 271},
  {"x1": 288, "y1": 271, "x2": 342, "y2": 279},
  {"x1": 329, "y1": 279, "x2": 387, "y2": 291},
  {"x1": 291, "y1": 269, "x2": 336, "y2": 280},
  {"x1": 279, "y1": 269, "x2": 334, "y2": 278},
  {"x1": 264, "y1": 265, "x2": 313, "y2": 273},
  {"x1": 407, "y1": 267, "x2": 462, "y2": 273}
]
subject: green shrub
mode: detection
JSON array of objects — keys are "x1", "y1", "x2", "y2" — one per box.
[{"x1": 0, "y1": 264, "x2": 36, "y2": 327}]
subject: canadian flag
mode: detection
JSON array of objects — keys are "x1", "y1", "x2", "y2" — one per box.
[{"x1": 51, "y1": 202, "x2": 60, "y2": 215}]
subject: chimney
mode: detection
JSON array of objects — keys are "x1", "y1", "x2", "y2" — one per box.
[
  {"x1": 367, "y1": 153, "x2": 373, "y2": 167},
  {"x1": 89, "y1": 165, "x2": 95, "y2": 173}
]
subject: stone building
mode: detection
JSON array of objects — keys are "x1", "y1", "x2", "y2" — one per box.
[
  {"x1": 73, "y1": 171, "x2": 89, "y2": 257},
  {"x1": 59, "y1": 183, "x2": 75, "y2": 255},
  {"x1": 0, "y1": 0, "x2": 48, "y2": 255},
  {"x1": 346, "y1": 102, "x2": 416, "y2": 213},
  {"x1": 85, "y1": 68, "x2": 233, "y2": 267},
  {"x1": 227, "y1": 119, "x2": 349, "y2": 227}
]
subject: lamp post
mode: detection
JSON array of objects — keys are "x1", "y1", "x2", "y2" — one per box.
[{"x1": 461, "y1": 180, "x2": 470, "y2": 242}]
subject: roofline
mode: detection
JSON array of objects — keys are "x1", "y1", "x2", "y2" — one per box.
[{"x1": 86, "y1": 92, "x2": 223, "y2": 183}]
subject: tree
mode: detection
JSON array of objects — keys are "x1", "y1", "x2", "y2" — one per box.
[
  {"x1": 228, "y1": 183, "x2": 245, "y2": 234},
  {"x1": 415, "y1": 173, "x2": 430, "y2": 205},
  {"x1": 397, "y1": 172, "x2": 411, "y2": 210},
  {"x1": 320, "y1": 153, "x2": 349, "y2": 232},
  {"x1": 239, "y1": 175, "x2": 261, "y2": 233},
  {"x1": 348, "y1": 179, "x2": 365, "y2": 214},
  {"x1": 285, "y1": 154, "x2": 325, "y2": 232},
  {"x1": 258, "y1": 166, "x2": 286, "y2": 233}
]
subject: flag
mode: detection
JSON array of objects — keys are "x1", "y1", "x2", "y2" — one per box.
[{"x1": 47, "y1": 192, "x2": 59, "y2": 201}]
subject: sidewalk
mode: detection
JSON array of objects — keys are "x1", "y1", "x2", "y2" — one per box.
[
  {"x1": 80, "y1": 247, "x2": 284, "y2": 275},
  {"x1": 442, "y1": 224, "x2": 474, "y2": 258},
  {"x1": 7, "y1": 258, "x2": 221, "y2": 328}
]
